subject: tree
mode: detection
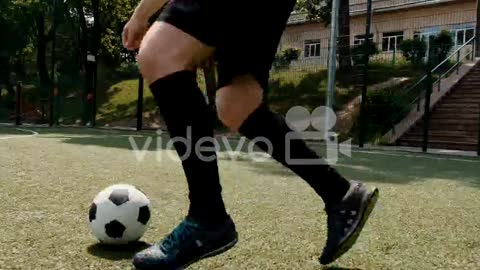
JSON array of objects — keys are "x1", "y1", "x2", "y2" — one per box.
[
  {"x1": 0, "y1": 0, "x2": 34, "y2": 95},
  {"x1": 273, "y1": 48, "x2": 301, "y2": 70},
  {"x1": 431, "y1": 30, "x2": 453, "y2": 65},
  {"x1": 295, "y1": 0, "x2": 352, "y2": 71}
]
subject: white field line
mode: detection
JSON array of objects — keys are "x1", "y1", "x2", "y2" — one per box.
[{"x1": 0, "y1": 128, "x2": 39, "y2": 140}]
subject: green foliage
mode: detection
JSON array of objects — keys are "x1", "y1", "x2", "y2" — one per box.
[
  {"x1": 273, "y1": 48, "x2": 301, "y2": 70},
  {"x1": 401, "y1": 31, "x2": 453, "y2": 66},
  {"x1": 431, "y1": 30, "x2": 454, "y2": 65},
  {"x1": 400, "y1": 39, "x2": 427, "y2": 65},
  {"x1": 351, "y1": 41, "x2": 379, "y2": 65},
  {"x1": 349, "y1": 85, "x2": 411, "y2": 143},
  {"x1": 114, "y1": 62, "x2": 140, "y2": 78},
  {"x1": 294, "y1": 0, "x2": 328, "y2": 23}
]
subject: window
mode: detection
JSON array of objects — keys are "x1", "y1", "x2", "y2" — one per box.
[
  {"x1": 454, "y1": 28, "x2": 474, "y2": 47},
  {"x1": 304, "y1": 40, "x2": 321, "y2": 58},
  {"x1": 382, "y1": 31, "x2": 404, "y2": 52},
  {"x1": 413, "y1": 31, "x2": 438, "y2": 41},
  {"x1": 354, "y1": 34, "x2": 373, "y2": 46}
]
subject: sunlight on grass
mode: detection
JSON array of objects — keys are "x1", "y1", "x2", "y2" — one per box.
[{"x1": 0, "y1": 128, "x2": 478, "y2": 269}]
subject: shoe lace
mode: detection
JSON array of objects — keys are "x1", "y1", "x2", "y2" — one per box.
[{"x1": 160, "y1": 219, "x2": 200, "y2": 252}]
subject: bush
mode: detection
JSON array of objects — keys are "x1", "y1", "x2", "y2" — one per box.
[
  {"x1": 114, "y1": 62, "x2": 140, "y2": 78},
  {"x1": 431, "y1": 30, "x2": 454, "y2": 65},
  {"x1": 400, "y1": 39, "x2": 427, "y2": 65},
  {"x1": 351, "y1": 41, "x2": 379, "y2": 65},
  {"x1": 349, "y1": 85, "x2": 411, "y2": 143},
  {"x1": 273, "y1": 48, "x2": 301, "y2": 69}
]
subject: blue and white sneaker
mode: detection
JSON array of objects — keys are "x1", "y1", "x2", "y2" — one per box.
[
  {"x1": 133, "y1": 216, "x2": 238, "y2": 270},
  {"x1": 320, "y1": 181, "x2": 379, "y2": 265}
]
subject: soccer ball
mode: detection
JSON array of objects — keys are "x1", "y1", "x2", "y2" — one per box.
[{"x1": 89, "y1": 184, "x2": 151, "y2": 245}]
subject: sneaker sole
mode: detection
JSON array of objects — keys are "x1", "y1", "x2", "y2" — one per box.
[
  {"x1": 327, "y1": 187, "x2": 379, "y2": 264},
  {"x1": 178, "y1": 233, "x2": 239, "y2": 270}
]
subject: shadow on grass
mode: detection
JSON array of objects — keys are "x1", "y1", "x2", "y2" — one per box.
[
  {"x1": 11, "y1": 127, "x2": 480, "y2": 188},
  {"x1": 87, "y1": 241, "x2": 150, "y2": 261},
  {"x1": 242, "y1": 148, "x2": 480, "y2": 188}
]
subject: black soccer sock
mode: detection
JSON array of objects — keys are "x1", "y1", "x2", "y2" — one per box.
[
  {"x1": 149, "y1": 71, "x2": 228, "y2": 226},
  {"x1": 238, "y1": 103, "x2": 350, "y2": 206}
]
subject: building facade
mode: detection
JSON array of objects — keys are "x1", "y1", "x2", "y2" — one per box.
[{"x1": 280, "y1": 0, "x2": 477, "y2": 68}]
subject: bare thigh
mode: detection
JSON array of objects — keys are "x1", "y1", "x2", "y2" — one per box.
[{"x1": 137, "y1": 21, "x2": 214, "y2": 84}]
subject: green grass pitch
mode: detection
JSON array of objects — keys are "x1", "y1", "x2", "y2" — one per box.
[{"x1": 0, "y1": 127, "x2": 479, "y2": 269}]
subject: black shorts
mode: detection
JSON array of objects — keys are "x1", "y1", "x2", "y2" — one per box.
[{"x1": 158, "y1": 0, "x2": 296, "y2": 90}]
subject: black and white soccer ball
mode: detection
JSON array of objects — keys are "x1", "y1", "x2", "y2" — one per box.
[{"x1": 89, "y1": 184, "x2": 151, "y2": 245}]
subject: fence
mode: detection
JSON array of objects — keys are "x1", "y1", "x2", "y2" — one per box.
[{"x1": 1, "y1": 0, "x2": 479, "y2": 154}]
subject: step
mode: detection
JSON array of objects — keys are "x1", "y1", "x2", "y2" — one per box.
[
  {"x1": 447, "y1": 89, "x2": 480, "y2": 97},
  {"x1": 430, "y1": 113, "x2": 479, "y2": 120},
  {"x1": 440, "y1": 100, "x2": 480, "y2": 105},
  {"x1": 412, "y1": 122, "x2": 479, "y2": 132},
  {"x1": 407, "y1": 130, "x2": 478, "y2": 138},
  {"x1": 439, "y1": 103, "x2": 480, "y2": 109},
  {"x1": 456, "y1": 83, "x2": 480, "y2": 87},
  {"x1": 461, "y1": 78, "x2": 480, "y2": 82},
  {"x1": 397, "y1": 138, "x2": 478, "y2": 151},
  {"x1": 434, "y1": 107, "x2": 480, "y2": 114},
  {"x1": 441, "y1": 94, "x2": 480, "y2": 100},
  {"x1": 457, "y1": 81, "x2": 480, "y2": 84},
  {"x1": 458, "y1": 83, "x2": 480, "y2": 87},
  {"x1": 446, "y1": 91, "x2": 480, "y2": 97},
  {"x1": 407, "y1": 125, "x2": 478, "y2": 133},
  {"x1": 452, "y1": 89, "x2": 480, "y2": 95},
  {"x1": 401, "y1": 134, "x2": 478, "y2": 143},
  {"x1": 429, "y1": 118, "x2": 478, "y2": 124},
  {"x1": 453, "y1": 94, "x2": 480, "y2": 98},
  {"x1": 451, "y1": 89, "x2": 480, "y2": 95},
  {"x1": 450, "y1": 87, "x2": 480, "y2": 91}
]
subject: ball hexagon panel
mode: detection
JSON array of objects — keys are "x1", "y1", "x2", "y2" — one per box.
[
  {"x1": 89, "y1": 203, "x2": 97, "y2": 222},
  {"x1": 108, "y1": 189, "x2": 130, "y2": 206},
  {"x1": 105, "y1": 220, "x2": 126, "y2": 238},
  {"x1": 138, "y1": 205, "x2": 150, "y2": 225}
]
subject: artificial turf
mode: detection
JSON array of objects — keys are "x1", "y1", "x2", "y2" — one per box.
[{"x1": 0, "y1": 127, "x2": 479, "y2": 269}]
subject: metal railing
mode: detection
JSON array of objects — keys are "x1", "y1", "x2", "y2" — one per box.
[
  {"x1": 407, "y1": 36, "x2": 477, "y2": 111},
  {"x1": 432, "y1": 36, "x2": 477, "y2": 93},
  {"x1": 389, "y1": 35, "x2": 477, "y2": 151}
]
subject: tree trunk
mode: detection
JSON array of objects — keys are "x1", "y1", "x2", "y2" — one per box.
[
  {"x1": 91, "y1": 0, "x2": 100, "y2": 55},
  {"x1": 76, "y1": 0, "x2": 88, "y2": 73},
  {"x1": 338, "y1": 0, "x2": 352, "y2": 72},
  {"x1": 36, "y1": 14, "x2": 51, "y2": 88}
]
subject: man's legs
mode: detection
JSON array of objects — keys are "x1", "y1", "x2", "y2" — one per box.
[{"x1": 216, "y1": 75, "x2": 378, "y2": 264}]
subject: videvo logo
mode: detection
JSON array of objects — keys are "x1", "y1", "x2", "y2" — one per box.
[
  {"x1": 128, "y1": 106, "x2": 352, "y2": 165},
  {"x1": 284, "y1": 106, "x2": 352, "y2": 165}
]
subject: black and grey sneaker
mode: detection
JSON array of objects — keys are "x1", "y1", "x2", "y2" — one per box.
[
  {"x1": 320, "y1": 181, "x2": 379, "y2": 265},
  {"x1": 133, "y1": 216, "x2": 238, "y2": 270}
]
